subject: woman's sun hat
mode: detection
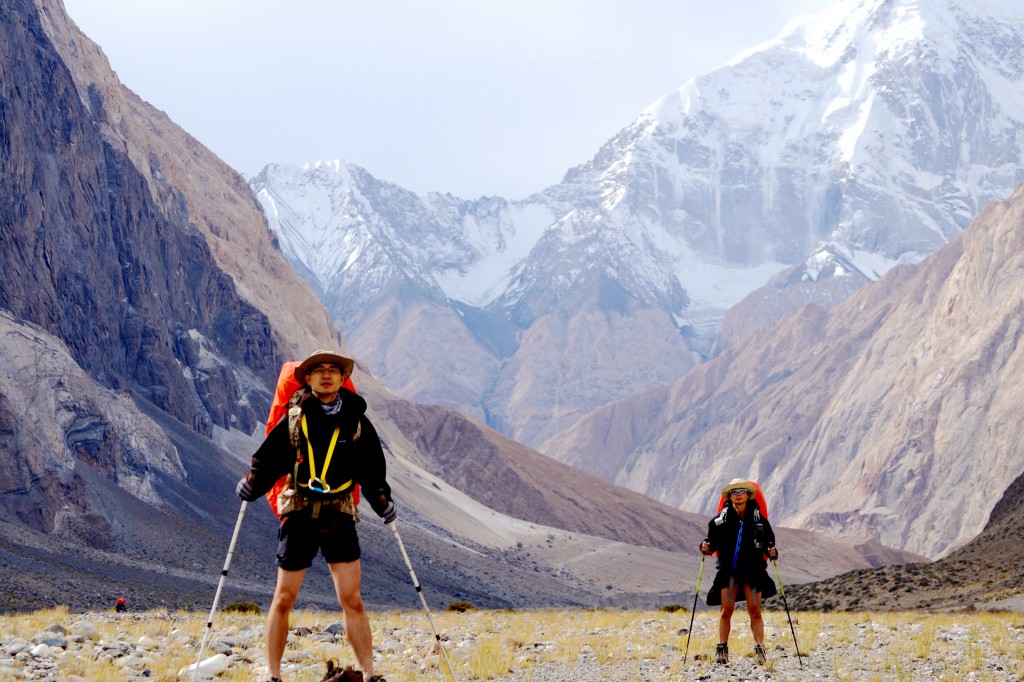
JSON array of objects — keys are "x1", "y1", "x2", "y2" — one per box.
[{"x1": 721, "y1": 478, "x2": 758, "y2": 499}]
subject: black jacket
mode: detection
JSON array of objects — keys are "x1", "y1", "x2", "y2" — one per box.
[
  {"x1": 246, "y1": 388, "x2": 392, "y2": 516},
  {"x1": 705, "y1": 501, "x2": 777, "y2": 605}
]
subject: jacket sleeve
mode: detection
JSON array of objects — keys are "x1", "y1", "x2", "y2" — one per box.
[
  {"x1": 355, "y1": 416, "x2": 392, "y2": 515},
  {"x1": 706, "y1": 518, "x2": 721, "y2": 553},
  {"x1": 245, "y1": 418, "x2": 294, "y2": 498},
  {"x1": 764, "y1": 516, "x2": 777, "y2": 549}
]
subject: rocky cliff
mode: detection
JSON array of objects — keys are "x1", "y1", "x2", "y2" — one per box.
[{"x1": 0, "y1": 0, "x2": 293, "y2": 539}]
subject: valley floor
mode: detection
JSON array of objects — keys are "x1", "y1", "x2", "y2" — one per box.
[{"x1": 1, "y1": 606, "x2": 1022, "y2": 681}]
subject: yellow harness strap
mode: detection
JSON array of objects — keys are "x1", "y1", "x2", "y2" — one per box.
[{"x1": 299, "y1": 415, "x2": 353, "y2": 494}]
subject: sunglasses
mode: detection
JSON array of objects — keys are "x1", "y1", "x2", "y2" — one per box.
[{"x1": 729, "y1": 489, "x2": 749, "y2": 495}]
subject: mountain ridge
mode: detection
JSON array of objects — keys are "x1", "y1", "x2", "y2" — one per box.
[{"x1": 255, "y1": 0, "x2": 1024, "y2": 453}]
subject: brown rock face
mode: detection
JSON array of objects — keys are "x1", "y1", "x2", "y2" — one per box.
[
  {"x1": 718, "y1": 256, "x2": 871, "y2": 351},
  {"x1": 0, "y1": 311, "x2": 183, "y2": 536}
]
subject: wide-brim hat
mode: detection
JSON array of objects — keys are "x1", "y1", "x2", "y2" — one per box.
[
  {"x1": 295, "y1": 350, "x2": 355, "y2": 384},
  {"x1": 721, "y1": 478, "x2": 758, "y2": 499}
]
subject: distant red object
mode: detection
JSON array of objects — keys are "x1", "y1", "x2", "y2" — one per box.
[{"x1": 115, "y1": 597, "x2": 126, "y2": 612}]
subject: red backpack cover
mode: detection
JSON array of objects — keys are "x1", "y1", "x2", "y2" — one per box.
[{"x1": 263, "y1": 361, "x2": 359, "y2": 518}]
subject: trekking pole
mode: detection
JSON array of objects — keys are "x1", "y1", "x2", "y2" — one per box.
[
  {"x1": 683, "y1": 553, "x2": 705, "y2": 665},
  {"x1": 389, "y1": 519, "x2": 457, "y2": 681},
  {"x1": 772, "y1": 558, "x2": 803, "y2": 668},
  {"x1": 191, "y1": 500, "x2": 247, "y2": 682}
]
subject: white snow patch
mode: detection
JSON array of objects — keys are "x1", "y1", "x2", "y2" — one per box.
[
  {"x1": 433, "y1": 203, "x2": 556, "y2": 306},
  {"x1": 679, "y1": 259, "x2": 791, "y2": 310}
]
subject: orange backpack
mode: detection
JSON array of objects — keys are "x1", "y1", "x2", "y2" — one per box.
[{"x1": 263, "y1": 361, "x2": 359, "y2": 518}]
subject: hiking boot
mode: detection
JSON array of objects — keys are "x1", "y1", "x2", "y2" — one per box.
[
  {"x1": 754, "y1": 644, "x2": 767, "y2": 665},
  {"x1": 367, "y1": 677, "x2": 386, "y2": 682},
  {"x1": 715, "y1": 642, "x2": 729, "y2": 665}
]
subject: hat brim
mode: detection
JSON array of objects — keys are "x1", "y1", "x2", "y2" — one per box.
[{"x1": 295, "y1": 351, "x2": 355, "y2": 384}]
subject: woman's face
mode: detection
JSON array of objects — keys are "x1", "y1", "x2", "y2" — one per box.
[{"x1": 729, "y1": 489, "x2": 749, "y2": 504}]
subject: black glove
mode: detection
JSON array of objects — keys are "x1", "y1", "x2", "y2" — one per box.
[
  {"x1": 236, "y1": 477, "x2": 256, "y2": 501},
  {"x1": 380, "y1": 500, "x2": 397, "y2": 524}
]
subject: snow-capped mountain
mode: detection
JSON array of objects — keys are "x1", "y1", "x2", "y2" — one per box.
[{"x1": 254, "y1": 0, "x2": 1024, "y2": 449}]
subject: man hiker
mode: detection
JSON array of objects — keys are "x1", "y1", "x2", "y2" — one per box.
[
  {"x1": 699, "y1": 478, "x2": 779, "y2": 666},
  {"x1": 236, "y1": 350, "x2": 396, "y2": 682}
]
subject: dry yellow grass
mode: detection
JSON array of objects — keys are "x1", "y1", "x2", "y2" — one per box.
[{"x1": 0, "y1": 607, "x2": 1022, "y2": 680}]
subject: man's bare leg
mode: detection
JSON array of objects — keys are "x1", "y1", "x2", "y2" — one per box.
[
  {"x1": 329, "y1": 559, "x2": 374, "y2": 677},
  {"x1": 266, "y1": 568, "x2": 306, "y2": 679}
]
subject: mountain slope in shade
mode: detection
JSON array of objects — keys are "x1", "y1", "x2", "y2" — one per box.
[
  {"x1": 254, "y1": 0, "x2": 1024, "y2": 450},
  {"x1": 546, "y1": 180, "x2": 1024, "y2": 560}
]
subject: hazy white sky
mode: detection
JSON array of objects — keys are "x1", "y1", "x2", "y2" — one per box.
[{"x1": 63, "y1": 0, "x2": 838, "y2": 199}]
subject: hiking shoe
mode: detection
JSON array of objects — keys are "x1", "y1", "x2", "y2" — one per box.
[
  {"x1": 367, "y1": 677, "x2": 386, "y2": 682},
  {"x1": 754, "y1": 644, "x2": 767, "y2": 665},
  {"x1": 715, "y1": 642, "x2": 729, "y2": 665}
]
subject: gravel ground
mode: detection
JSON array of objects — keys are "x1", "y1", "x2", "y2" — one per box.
[{"x1": 1, "y1": 608, "x2": 1022, "y2": 681}]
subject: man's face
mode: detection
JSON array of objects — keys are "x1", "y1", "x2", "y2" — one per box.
[{"x1": 306, "y1": 362, "x2": 347, "y2": 400}]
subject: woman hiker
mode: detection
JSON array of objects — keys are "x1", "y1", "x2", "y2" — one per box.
[{"x1": 699, "y1": 478, "x2": 779, "y2": 665}]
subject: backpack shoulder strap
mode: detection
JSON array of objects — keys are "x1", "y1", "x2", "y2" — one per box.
[{"x1": 287, "y1": 389, "x2": 308, "y2": 449}]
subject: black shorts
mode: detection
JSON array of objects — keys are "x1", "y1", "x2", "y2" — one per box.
[
  {"x1": 706, "y1": 567, "x2": 777, "y2": 605},
  {"x1": 276, "y1": 511, "x2": 360, "y2": 571}
]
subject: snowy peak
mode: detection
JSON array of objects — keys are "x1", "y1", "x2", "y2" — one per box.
[
  {"x1": 252, "y1": 160, "x2": 562, "y2": 316},
  {"x1": 610, "y1": 0, "x2": 1024, "y2": 278},
  {"x1": 776, "y1": 0, "x2": 1023, "y2": 73}
]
